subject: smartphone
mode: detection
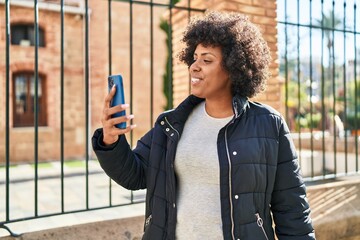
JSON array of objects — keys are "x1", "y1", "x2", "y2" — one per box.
[{"x1": 108, "y1": 74, "x2": 126, "y2": 129}]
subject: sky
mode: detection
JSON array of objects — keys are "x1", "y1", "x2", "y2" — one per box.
[{"x1": 277, "y1": 0, "x2": 360, "y2": 65}]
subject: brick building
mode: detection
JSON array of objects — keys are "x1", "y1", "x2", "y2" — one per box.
[{"x1": 0, "y1": 0, "x2": 279, "y2": 163}]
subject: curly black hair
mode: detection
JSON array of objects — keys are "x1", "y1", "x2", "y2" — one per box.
[{"x1": 179, "y1": 11, "x2": 271, "y2": 98}]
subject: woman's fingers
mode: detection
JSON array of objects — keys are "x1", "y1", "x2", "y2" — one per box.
[
  {"x1": 104, "y1": 84, "x2": 116, "y2": 108},
  {"x1": 102, "y1": 117, "x2": 136, "y2": 145},
  {"x1": 101, "y1": 85, "x2": 136, "y2": 145},
  {"x1": 104, "y1": 114, "x2": 134, "y2": 128},
  {"x1": 106, "y1": 104, "x2": 129, "y2": 118}
]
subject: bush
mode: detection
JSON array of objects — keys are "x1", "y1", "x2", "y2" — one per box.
[
  {"x1": 344, "y1": 113, "x2": 360, "y2": 130},
  {"x1": 305, "y1": 112, "x2": 322, "y2": 129}
]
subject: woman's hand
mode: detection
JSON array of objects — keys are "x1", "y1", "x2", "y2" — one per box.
[{"x1": 101, "y1": 85, "x2": 136, "y2": 145}]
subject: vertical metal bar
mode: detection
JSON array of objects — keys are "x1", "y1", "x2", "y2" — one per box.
[
  {"x1": 343, "y1": 1, "x2": 348, "y2": 173},
  {"x1": 60, "y1": 0, "x2": 65, "y2": 213},
  {"x1": 108, "y1": 0, "x2": 113, "y2": 206},
  {"x1": 150, "y1": 0, "x2": 154, "y2": 126},
  {"x1": 296, "y1": 0, "x2": 302, "y2": 156},
  {"x1": 309, "y1": 0, "x2": 314, "y2": 177},
  {"x1": 130, "y1": 0, "x2": 134, "y2": 203},
  {"x1": 284, "y1": 0, "x2": 289, "y2": 124},
  {"x1": 187, "y1": 0, "x2": 191, "y2": 21},
  {"x1": 85, "y1": 0, "x2": 90, "y2": 209},
  {"x1": 168, "y1": 0, "x2": 173, "y2": 109},
  {"x1": 332, "y1": 0, "x2": 337, "y2": 176},
  {"x1": 129, "y1": 0, "x2": 134, "y2": 146},
  {"x1": 354, "y1": 2, "x2": 359, "y2": 172},
  {"x1": 321, "y1": 0, "x2": 326, "y2": 177},
  {"x1": 34, "y1": 0, "x2": 39, "y2": 217},
  {"x1": 5, "y1": 0, "x2": 11, "y2": 222},
  {"x1": 108, "y1": 0, "x2": 112, "y2": 78},
  {"x1": 188, "y1": 0, "x2": 191, "y2": 94}
]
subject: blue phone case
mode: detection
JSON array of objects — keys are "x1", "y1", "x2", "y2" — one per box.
[{"x1": 108, "y1": 74, "x2": 126, "y2": 129}]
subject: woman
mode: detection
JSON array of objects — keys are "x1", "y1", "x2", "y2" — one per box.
[{"x1": 92, "y1": 11, "x2": 315, "y2": 240}]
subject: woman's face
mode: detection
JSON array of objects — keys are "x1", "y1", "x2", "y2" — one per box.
[{"x1": 189, "y1": 44, "x2": 232, "y2": 101}]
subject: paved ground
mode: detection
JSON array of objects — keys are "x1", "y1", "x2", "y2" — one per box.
[{"x1": 0, "y1": 160, "x2": 146, "y2": 237}]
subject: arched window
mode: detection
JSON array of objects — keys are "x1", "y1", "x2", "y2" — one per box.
[
  {"x1": 13, "y1": 73, "x2": 47, "y2": 127},
  {"x1": 11, "y1": 24, "x2": 45, "y2": 47}
]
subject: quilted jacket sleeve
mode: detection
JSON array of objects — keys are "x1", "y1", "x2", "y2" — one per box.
[
  {"x1": 270, "y1": 120, "x2": 316, "y2": 240},
  {"x1": 92, "y1": 128, "x2": 152, "y2": 190}
]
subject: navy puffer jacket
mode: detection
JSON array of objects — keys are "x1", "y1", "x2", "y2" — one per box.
[{"x1": 92, "y1": 94, "x2": 315, "y2": 240}]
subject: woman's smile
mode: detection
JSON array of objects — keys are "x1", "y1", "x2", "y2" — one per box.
[{"x1": 191, "y1": 77, "x2": 201, "y2": 85}]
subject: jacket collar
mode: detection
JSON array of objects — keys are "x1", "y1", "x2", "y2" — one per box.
[
  {"x1": 232, "y1": 94, "x2": 249, "y2": 119},
  {"x1": 160, "y1": 94, "x2": 249, "y2": 131}
]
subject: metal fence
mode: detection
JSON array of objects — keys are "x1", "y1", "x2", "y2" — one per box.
[
  {"x1": 278, "y1": 0, "x2": 359, "y2": 180},
  {"x1": 0, "y1": 0, "x2": 203, "y2": 236}
]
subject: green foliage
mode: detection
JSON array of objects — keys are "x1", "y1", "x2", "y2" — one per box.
[
  {"x1": 283, "y1": 80, "x2": 308, "y2": 108},
  {"x1": 305, "y1": 112, "x2": 322, "y2": 129},
  {"x1": 159, "y1": 0, "x2": 180, "y2": 110},
  {"x1": 345, "y1": 114, "x2": 360, "y2": 130},
  {"x1": 159, "y1": 18, "x2": 172, "y2": 110},
  {"x1": 295, "y1": 112, "x2": 322, "y2": 131},
  {"x1": 347, "y1": 80, "x2": 360, "y2": 112}
]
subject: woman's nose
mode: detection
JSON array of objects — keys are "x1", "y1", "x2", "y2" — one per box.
[{"x1": 190, "y1": 60, "x2": 200, "y2": 72}]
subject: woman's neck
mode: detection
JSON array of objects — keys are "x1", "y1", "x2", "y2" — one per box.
[{"x1": 204, "y1": 97, "x2": 233, "y2": 118}]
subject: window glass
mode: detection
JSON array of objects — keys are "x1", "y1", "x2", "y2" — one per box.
[
  {"x1": 11, "y1": 24, "x2": 45, "y2": 47},
  {"x1": 15, "y1": 75, "x2": 27, "y2": 114},
  {"x1": 13, "y1": 73, "x2": 47, "y2": 127}
]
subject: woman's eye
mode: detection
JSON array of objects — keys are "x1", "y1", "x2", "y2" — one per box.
[{"x1": 204, "y1": 60, "x2": 212, "y2": 63}]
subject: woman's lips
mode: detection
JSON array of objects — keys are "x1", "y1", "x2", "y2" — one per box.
[{"x1": 191, "y1": 78, "x2": 201, "y2": 84}]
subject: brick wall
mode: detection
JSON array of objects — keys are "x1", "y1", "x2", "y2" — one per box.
[
  {"x1": 0, "y1": 3, "x2": 86, "y2": 163},
  {"x1": 88, "y1": 0, "x2": 167, "y2": 146},
  {"x1": 0, "y1": 0, "x2": 168, "y2": 163},
  {"x1": 171, "y1": 0, "x2": 282, "y2": 112}
]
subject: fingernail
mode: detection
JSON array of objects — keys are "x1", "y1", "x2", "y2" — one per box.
[
  {"x1": 121, "y1": 104, "x2": 129, "y2": 108},
  {"x1": 130, "y1": 124, "x2": 137, "y2": 129},
  {"x1": 127, "y1": 114, "x2": 134, "y2": 119},
  {"x1": 112, "y1": 84, "x2": 116, "y2": 89}
]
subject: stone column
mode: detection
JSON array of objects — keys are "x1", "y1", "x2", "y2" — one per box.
[{"x1": 171, "y1": 0, "x2": 281, "y2": 113}]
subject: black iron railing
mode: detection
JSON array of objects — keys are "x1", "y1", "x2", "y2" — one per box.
[{"x1": 278, "y1": 0, "x2": 359, "y2": 181}]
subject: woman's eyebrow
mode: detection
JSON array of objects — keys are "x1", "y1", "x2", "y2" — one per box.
[{"x1": 193, "y1": 52, "x2": 218, "y2": 58}]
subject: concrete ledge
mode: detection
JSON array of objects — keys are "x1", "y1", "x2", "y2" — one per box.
[
  {"x1": 307, "y1": 176, "x2": 360, "y2": 240},
  {"x1": 0, "y1": 203, "x2": 145, "y2": 240},
  {"x1": 0, "y1": 216, "x2": 144, "y2": 240}
]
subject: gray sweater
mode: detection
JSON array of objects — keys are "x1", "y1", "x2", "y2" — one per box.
[{"x1": 175, "y1": 102, "x2": 233, "y2": 239}]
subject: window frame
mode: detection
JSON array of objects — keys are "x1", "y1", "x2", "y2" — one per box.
[
  {"x1": 12, "y1": 72, "x2": 48, "y2": 127},
  {"x1": 10, "y1": 23, "x2": 45, "y2": 47}
]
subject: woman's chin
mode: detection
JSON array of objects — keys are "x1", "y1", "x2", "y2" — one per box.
[{"x1": 190, "y1": 91, "x2": 204, "y2": 98}]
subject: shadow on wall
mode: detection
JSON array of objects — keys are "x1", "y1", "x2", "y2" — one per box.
[{"x1": 307, "y1": 177, "x2": 360, "y2": 240}]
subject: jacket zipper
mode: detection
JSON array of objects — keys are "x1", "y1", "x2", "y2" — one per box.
[
  {"x1": 225, "y1": 123, "x2": 235, "y2": 240},
  {"x1": 165, "y1": 117, "x2": 180, "y2": 138},
  {"x1": 164, "y1": 116, "x2": 180, "y2": 239},
  {"x1": 145, "y1": 214, "x2": 152, "y2": 228},
  {"x1": 224, "y1": 100, "x2": 240, "y2": 240},
  {"x1": 255, "y1": 213, "x2": 269, "y2": 240},
  {"x1": 165, "y1": 102, "x2": 240, "y2": 239}
]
